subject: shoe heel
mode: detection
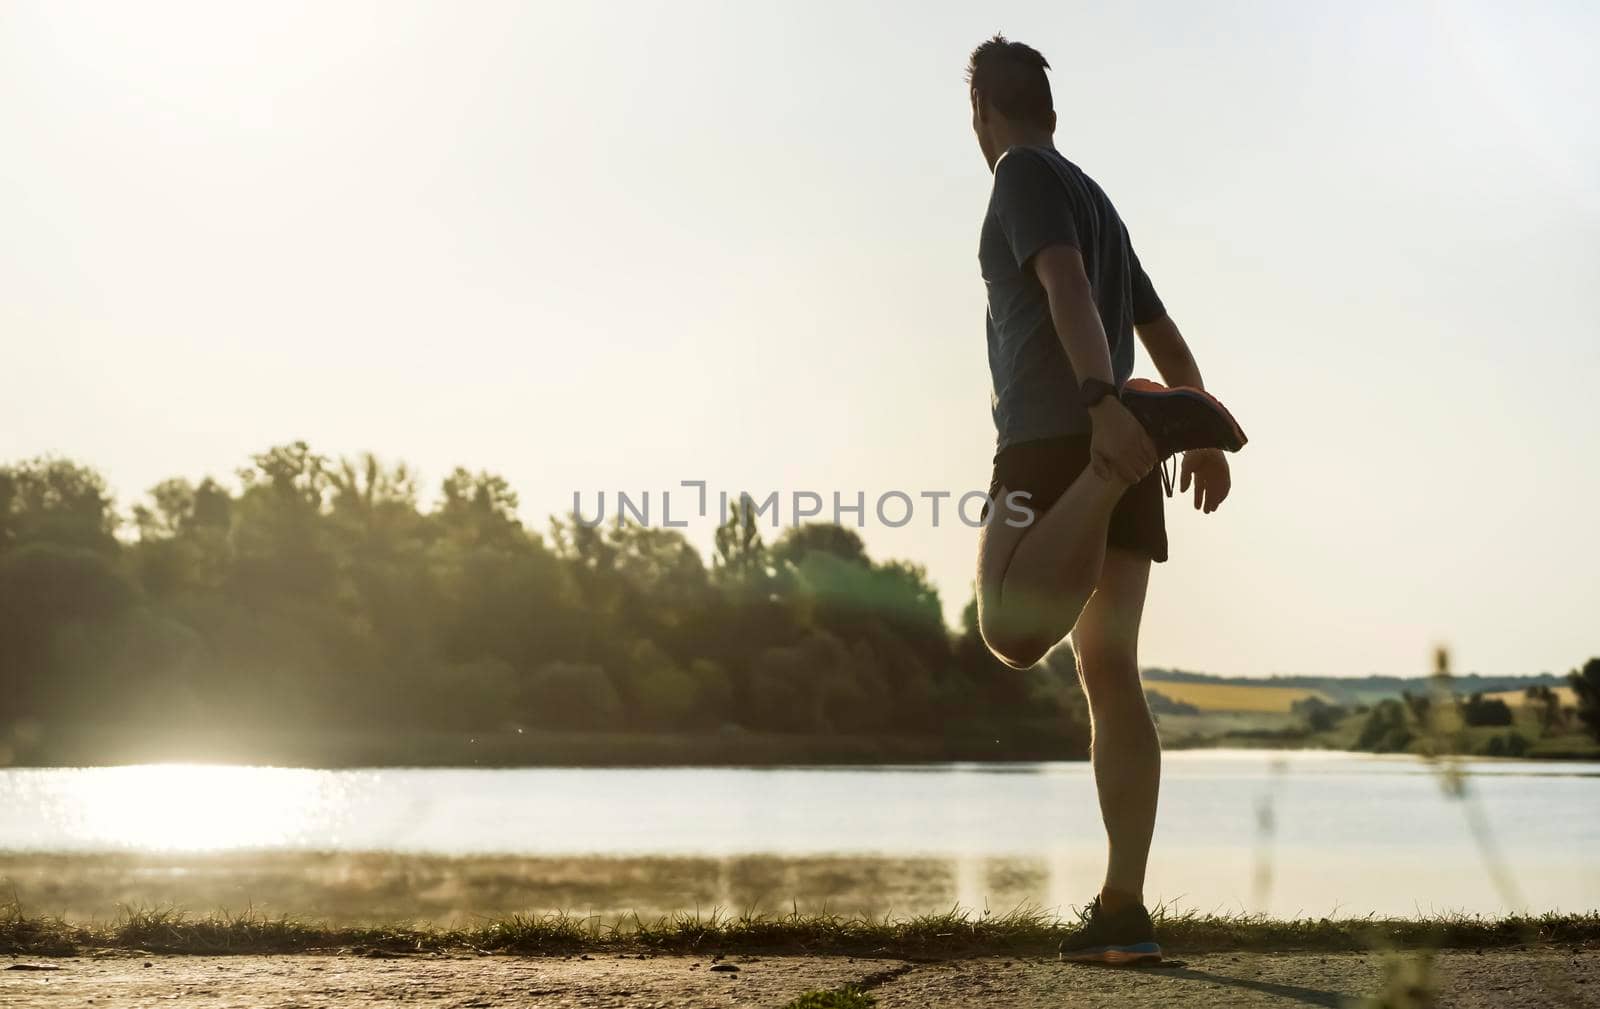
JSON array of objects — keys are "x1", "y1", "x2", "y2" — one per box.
[{"x1": 1104, "y1": 943, "x2": 1162, "y2": 965}]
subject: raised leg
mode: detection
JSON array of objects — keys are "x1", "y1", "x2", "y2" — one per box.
[{"x1": 976, "y1": 465, "x2": 1133, "y2": 668}]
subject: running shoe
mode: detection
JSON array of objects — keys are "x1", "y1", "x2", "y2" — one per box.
[
  {"x1": 1058, "y1": 895, "x2": 1163, "y2": 966},
  {"x1": 1119, "y1": 377, "x2": 1248, "y2": 459}
]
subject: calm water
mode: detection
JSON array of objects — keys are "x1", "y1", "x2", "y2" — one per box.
[{"x1": 3, "y1": 750, "x2": 1597, "y2": 917}]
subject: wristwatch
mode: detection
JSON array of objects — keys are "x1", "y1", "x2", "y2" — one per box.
[{"x1": 1080, "y1": 378, "x2": 1120, "y2": 408}]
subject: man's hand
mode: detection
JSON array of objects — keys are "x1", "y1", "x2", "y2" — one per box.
[
  {"x1": 1179, "y1": 448, "x2": 1231, "y2": 513},
  {"x1": 1088, "y1": 399, "x2": 1158, "y2": 485}
]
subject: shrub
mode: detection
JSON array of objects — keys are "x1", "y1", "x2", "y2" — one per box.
[
  {"x1": 1460, "y1": 692, "x2": 1513, "y2": 728},
  {"x1": 1145, "y1": 689, "x2": 1199, "y2": 716},
  {"x1": 1572, "y1": 659, "x2": 1600, "y2": 743},
  {"x1": 519, "y1": 662, "x2": 623, "y2": 730},
  {"x1": 1291, "y1": 695, "x2": 1347, "y2": 732},
  {"x1": 1356, "y1": 699, "x2": 1413, "y2": 753}
]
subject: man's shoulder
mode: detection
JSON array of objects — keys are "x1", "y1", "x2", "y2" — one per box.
[
  {"x1": 994, "y1": 145, "x2": 1092, "y2": 202},
  {"x1": 995, "y1": 144, "x2": 1068, "y2": 175}
]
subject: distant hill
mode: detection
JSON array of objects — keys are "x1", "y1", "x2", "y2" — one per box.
[{"x1": 1142, "y1": 668, "x2": 1570, "y2": 707}]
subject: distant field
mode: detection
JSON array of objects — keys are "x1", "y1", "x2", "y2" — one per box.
[
  {"x1": 1484, "y1": 686, "x2": 1578, "y2": 707},
  {"x1": 1145, "y1": 680, "x2": 1330, "y2": 713}
]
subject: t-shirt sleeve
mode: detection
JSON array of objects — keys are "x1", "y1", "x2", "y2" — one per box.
[
  {"x1": 991, "y1": 149, "x2": 1079, "y2": 270},
  {"x1": 1129, "y1": 246, "x2": 1167, "y2": 324}
]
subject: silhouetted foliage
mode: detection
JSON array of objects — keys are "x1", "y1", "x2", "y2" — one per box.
[
  {"x1": 1290, "y1": 695, "x2": 1346, "y2": 733},
  {"x1": 1400, "y1": 690, "x2": 1430, "y2": 722},
  {"x1": 1356, "y1": 699, "x2": 1414, "y2": 753},
  {"x1": 1522, "y1": 685, "x2": 1565, "y2": 735},
  {"x1": 1483, "y1": 731, "x2": 1530, "y2": 757},
  {"x1": 0, "y1": 448, "x2": 1090, "y2": 761},
  {"x1": 1459, "y1": 692, "x2": 1514, "y2": 728},
  {"x1": 1572, "y1": 659, "x2": 1600, "y2": 743},
  {"x1": 1145, "y1": 690, "x2": 1199, "y2": 717}
]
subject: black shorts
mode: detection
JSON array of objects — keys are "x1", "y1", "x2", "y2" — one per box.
[{"x1": 987, "y1": 435, "x2": 1169, "y2": 563}]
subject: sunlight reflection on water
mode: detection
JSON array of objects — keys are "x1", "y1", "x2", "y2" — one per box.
[
  {"x1": 4, "y1": 764, "x2": 363, "y2": 851},
  {"x1": 2, "y1": 752, "x2": 1597, "y2": 916}
]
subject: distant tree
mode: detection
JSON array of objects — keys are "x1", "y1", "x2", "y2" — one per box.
[
  {"x1": 1484, "y1": 731, "x2": 1529, "y2": 758},
  {"x1": 712, "y1": 496, "x2": 770, "y2": 585},
  {"x1": 328, "y1": 453, "x2": 419, "y2": 537},
  {"x1": 1145, "y1": 689, "x2": 1200, "y2": 717},
  {"x1": 1291, "y1": 695, "x2": 1347, "y2": 733},
  {"x1": 519, "y1": 661, "x2": 623, "y2": 730},
  {"x1": 1524, "y1": 685, "x2": 1565, "y2": 735},
  {"x1": 1571, "y1": 659, "x2": 1600, "y2": 743},
  {"x1": 441, "y1": 468, "x2": 524, "y2": 548},
  {"x1": 0, "y1": 457, "x2": 119, "y2": 554},
  {"x1": 130, "y1": 476, "x2": 235, "y2": 596},
  {"x1": 1356, "y1": 698, "x2": 1414, "y2": 752},
  {"x1": 0, "y1": 542, "x2": 140, "y2": 720},
  {"x1": 1460, "y1": 692, "x2": 1514, "y2": 728},
  {"x1": 239, "y1": 441, "x2": 330, "y2": 510},
  {"x1": 0, "y1": 447, "x2": 1091, "y2": 760},
  {"x1": 770, "y1": 523, "x2": 869, "y2": 569},
  {"x1": 745, "y1": 634, "x2": 838, "y2": 733},
  {"x1": 610, "y1": 638, "x2": 701, "y2": 729},
  {"x1": 1400, "y1": 690, "x2": 1430, "y2": 722}
]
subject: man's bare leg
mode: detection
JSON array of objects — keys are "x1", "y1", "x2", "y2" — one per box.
[
  {"x1": 976, "y1": 465, "x2": 1134, "y2": 668},
  {"x1": 1071, "y1": 546, "x2": 1159, "y2": 908}
]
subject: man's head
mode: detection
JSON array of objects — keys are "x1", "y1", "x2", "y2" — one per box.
[{"x1": 967, "y1": 35, "x2": 1056, "y2": 169}]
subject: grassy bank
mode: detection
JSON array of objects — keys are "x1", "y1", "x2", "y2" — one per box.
[{"x1": 4, "y1": 902, "x2": 1596, "y2": 959}]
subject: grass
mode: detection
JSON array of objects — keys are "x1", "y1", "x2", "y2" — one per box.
[
  {"x1": 785, "y1": 988, "x2": 877, "y2": 1008},
  {"x1": 1147, "y1": 681, "x2": 1330, "y2": 714},
  {"x1": 3, "y1": 900, "x2": 1596, "y2": 959}
]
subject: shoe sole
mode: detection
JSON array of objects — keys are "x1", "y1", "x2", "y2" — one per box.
[
  {"x1": 1121, "y1": 379, "x2": 1248, "y2": 452},
  {"x1": 1060, "y1": 941, "x2": 1163, "y2": 966}
]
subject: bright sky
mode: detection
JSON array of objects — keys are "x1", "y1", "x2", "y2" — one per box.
[{"x1": 3, "y1": 1, "x2": 1596, "y2": 679}]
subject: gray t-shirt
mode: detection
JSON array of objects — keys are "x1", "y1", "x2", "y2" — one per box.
[{"x1": 980, "y1": 145, "x2": 1165, "y2": 449}]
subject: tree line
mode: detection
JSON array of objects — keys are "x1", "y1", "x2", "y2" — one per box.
[{"x1": 0, "y1": 446, "x2": 1089, "y2": 762}]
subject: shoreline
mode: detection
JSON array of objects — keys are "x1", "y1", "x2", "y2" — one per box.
[
  {"x1": 7, "y1": 905, "x2": 1599, "y2": 958},
  {"x1": 9, "y1": 725, "x2": 1597, "y2": 769}
]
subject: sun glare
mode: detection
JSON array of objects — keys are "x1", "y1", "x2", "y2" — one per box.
[{"x1": 50, "y1": 764, "x2": 338, "y2": 851}]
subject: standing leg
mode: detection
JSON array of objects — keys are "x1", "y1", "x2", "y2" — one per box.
[{"x1": 1071, "y1": 546, "x2": 1159, "y2": 908}]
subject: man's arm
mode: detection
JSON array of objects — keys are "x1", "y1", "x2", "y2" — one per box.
[
  {"x1": 1135, "y1": 313, "x2": 1204, "y2": 390},
  {"x1": 1135, "y1": 311, "x2": 1232, "y2": 513},
  {"x1": 1033, "y1": 245, "x2": 1155, "y2": 485}
]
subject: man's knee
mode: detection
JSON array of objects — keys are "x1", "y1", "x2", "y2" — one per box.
[
  {"x1": 981, "y1": 625, "x2": 1053, "y2": 670},
  {"x1": 977, "y1": 604, "x2": 1053, "y2": 669},
  {"x1": 1072, "y1": 636, "x2": 1143, "y2": 694}
]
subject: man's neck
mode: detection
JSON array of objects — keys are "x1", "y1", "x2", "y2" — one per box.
[{"x1": 1001, "y1": 128, "x2": 1055, "y2": 153}]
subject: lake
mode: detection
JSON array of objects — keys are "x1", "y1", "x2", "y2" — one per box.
[{"x1": 2, "y1": 750, "x2": 1596, "y2": 920}]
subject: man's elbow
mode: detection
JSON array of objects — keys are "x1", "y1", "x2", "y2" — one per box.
[{"x1": 1135, "y1": 313, "x2": 1183, "y2": 350}]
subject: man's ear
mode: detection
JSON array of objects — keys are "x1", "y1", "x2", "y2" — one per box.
[
  {"x1": 1046, "y1": 109, "x2": 1057, "y2": 133},
  {"x1": 972, "y1": 90, "x2": 989, "y2": 123}
]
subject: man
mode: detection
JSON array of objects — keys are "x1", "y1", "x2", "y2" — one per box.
[{"x1": 967, "y1": 35, "x2": 1247, "y2": 965}]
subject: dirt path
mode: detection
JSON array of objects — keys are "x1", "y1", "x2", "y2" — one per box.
[{"x1": 4, "y1": 949, "x2": 1597, "y2": 1007}]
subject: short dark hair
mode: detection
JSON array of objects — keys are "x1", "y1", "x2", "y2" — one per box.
[{"x1": 966, "y1": 35, "x2": 1053, "y2": 130}]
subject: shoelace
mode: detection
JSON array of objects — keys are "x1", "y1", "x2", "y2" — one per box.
[{"x1": 1157, "y1": 455, "x2": 1176, "y2": 497}]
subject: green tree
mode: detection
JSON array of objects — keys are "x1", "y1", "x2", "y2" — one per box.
[
  {"x1": 438, "y1": 468, "x2": 524, "y2": 548},
  {"x1": 0, "y1": 543, "x2": 139, "y2": 720},
  {"x1": 1571, "y1": 659, "x2": 1600, "y2": 742},
  {"x1": 1524, "y1": 685, "x2": 1564, "y2": 735},
  {"x1": 0, "y1": 457, "x2": 119, "y2": 554},
  {"x1": 1356, "y1": 698, "x2": 1414, "y2": 752},
  {"x1": 1460, "y1": 692, "x2": 1513, "y2": 728},
  {"x1": 519, "y1": 661, "x2": 623, "y2": 730}
]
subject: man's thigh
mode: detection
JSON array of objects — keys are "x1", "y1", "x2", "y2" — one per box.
[{"x1": 1071, "y1": 547, "x2": 1152, "y2": 680}]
